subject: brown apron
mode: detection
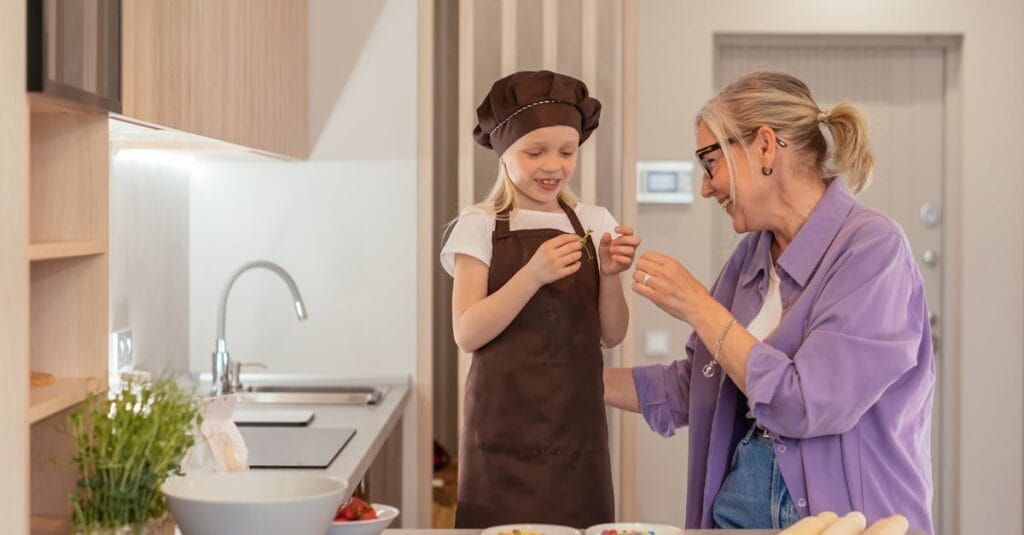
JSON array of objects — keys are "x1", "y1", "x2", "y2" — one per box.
[{"x1": 455, "y1": 199, "x2": 614, "y2": 528}]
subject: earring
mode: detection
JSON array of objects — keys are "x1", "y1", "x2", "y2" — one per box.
[{"x1": 761, "y1": 166, "x2": 773, "y2": 176}]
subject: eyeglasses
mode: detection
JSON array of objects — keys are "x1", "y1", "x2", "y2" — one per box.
[{"x1": 695, "y1": 129, "x2": 788, "y2": 178}]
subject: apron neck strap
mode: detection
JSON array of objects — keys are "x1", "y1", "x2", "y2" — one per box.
[{"x1": 493, "y1": 198, "x2": 586, "y2": 236}]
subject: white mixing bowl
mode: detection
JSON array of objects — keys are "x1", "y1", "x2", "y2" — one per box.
[{"x1": 161, "y1": 471, "x2": 349, "y2": 535}]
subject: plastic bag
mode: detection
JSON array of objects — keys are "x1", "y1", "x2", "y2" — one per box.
[{"x1": 182, "y1": 394, "x2": 249, "y2": 473}]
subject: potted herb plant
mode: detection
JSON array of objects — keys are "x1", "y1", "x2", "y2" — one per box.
[{"x1": 68, "y1": 374, "x2": 200, "y2": 534}]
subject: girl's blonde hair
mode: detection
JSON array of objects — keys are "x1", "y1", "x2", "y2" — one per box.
[
  {"x1": 442, "y1": 161, "x2": 579, "y2": 240},
  {"x1": 697, "y1": 71, "x2": 875, "y2": 199},
  {"x1": 476, "y1": 161, "x2": 578, "y2": 216}
]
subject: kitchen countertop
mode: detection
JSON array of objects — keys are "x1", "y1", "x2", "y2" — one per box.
[
  {"x1": 304, "y1": 375, "x2": 410, "y2": 487},
  {"x1": 385, "y1": 524, "x2": 774, "y2": 528},
  {"x1": 385, "y1": 524, "x2": 929, "y2": 528},
  {"x1": 193, "y1": 372, "x2": 411, "y2": 488}
]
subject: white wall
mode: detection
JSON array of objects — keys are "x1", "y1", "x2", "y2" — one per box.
[
  {"x1": 631, "y1": 1, "x2": 1024, "y2": 534},
  {"x1": 308, "y1": 0, "x2": 417, "y2": 161},
  {"x1": 187, "y1": 160, "x2": 416, "y2": 380},
  {"x1": 109, "y1": 152, "x2": 192, "y2": 377},
  {"x1": 306, "y1": 0, "x2": 422, "y2": 525}
]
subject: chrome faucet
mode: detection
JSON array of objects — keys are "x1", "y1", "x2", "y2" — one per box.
[{"x1": 212, "y1": 260, "x2": 308, "y2": 396}]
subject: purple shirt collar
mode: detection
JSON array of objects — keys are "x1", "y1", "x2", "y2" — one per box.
[{"x1": 739, "y1": 178, "x2": 856, "y2": 289}]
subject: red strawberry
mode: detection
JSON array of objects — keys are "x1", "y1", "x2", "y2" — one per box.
[
  {"x1": 335, "y1": 497, "x2": 377, "y2": 522},
  {"x1": 334, "y1": 503, "x2": 354, "y2": 521}
]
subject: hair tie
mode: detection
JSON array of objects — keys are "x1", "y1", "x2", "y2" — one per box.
[{"x1": 817, "y1": 108, "x2": 830, "y2": 123}]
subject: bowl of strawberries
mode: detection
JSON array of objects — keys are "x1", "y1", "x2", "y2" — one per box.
[{"x1": 327, "y1": 496, "x2": 399, "y2": 535}]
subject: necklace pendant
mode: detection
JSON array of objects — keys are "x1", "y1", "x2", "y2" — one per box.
[{"x1": 702, "y1": 361, "x2": 717, "y2": 378}]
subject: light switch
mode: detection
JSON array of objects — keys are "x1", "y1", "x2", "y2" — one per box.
[
  {"x1": 110, "y1": 329, "x2": 134, "y2": 390},
  {"x1": 644, "y1": 330, "x2": 671, "y2": 357}
]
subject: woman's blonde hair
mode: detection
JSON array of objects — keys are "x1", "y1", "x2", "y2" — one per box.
[{"x1": 696, "y1": 71, "x2": 875, "y2": 197}]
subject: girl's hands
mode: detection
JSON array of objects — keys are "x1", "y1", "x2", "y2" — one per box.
[
  {"x1": 526, "y1": 233, "x2": 584, "y2": 286},
  {"x1": 599, "y1": 226, "x2": 641, "y2": 276},
  {"x1": 631, "y1": 251, "x2": 714, "y2": 324}
]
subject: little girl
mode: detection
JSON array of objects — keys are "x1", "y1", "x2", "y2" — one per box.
[{"x1": 440, "y1": 70, "x2": 640, "y2": 528}]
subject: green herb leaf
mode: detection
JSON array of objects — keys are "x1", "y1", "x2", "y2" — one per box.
[{"x1": 578, "y1": 228, "x2": 595, "y2": 261}]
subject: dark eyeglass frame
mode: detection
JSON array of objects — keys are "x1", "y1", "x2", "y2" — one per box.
[{"x1": 695, "y1": 129, "x2": 788, "y2": 178}]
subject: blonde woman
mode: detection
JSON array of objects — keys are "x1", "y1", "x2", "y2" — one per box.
[
  {"x1": 605, "y1": 71, "x2": 934, "y2": 534},
  {"x1": 440, "y1": 70, "x2": 640, "y2": 528}
]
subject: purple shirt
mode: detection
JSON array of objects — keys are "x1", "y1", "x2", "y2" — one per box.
[{"x1": 633, "y1": 179, "x2": 935, "y2": 534}]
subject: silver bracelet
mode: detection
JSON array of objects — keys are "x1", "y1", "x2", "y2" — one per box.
[{"x1": 702, "y1": 318, "x2": 737, "y2": 378}]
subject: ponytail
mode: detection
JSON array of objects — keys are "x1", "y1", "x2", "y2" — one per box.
[{"x1": 821, "y1": 101, "x2": 875, "y2": 193}]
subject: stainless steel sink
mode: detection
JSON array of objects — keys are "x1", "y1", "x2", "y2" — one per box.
[{"x1": 235, "y1": 385, "x2": 386, "y2": 405}]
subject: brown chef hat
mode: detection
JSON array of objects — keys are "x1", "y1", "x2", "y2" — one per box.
[{"x1": 473, "y1": 70, "x2": 601, "y2": 157}]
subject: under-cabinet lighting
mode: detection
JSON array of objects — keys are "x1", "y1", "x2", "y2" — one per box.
[{"x1": 114, "y1": 149, "x2": 197, "y2": 171}]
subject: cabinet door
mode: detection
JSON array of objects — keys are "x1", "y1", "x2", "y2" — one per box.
[{"x1": 122, "y1": 0, "x2": 308, "y2": 158}]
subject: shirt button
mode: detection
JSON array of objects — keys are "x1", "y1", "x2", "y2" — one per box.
[
  {"x1": 776, "y1": 444, "x2": 787, "y2": 454},
  {"x1": 797, "y1": 498, "x2": 807, "y2": 508}
]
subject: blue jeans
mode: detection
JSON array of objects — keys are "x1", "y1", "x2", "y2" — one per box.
[{"x1": 712, "y1": 422, "x2": 800, "y2": 529}]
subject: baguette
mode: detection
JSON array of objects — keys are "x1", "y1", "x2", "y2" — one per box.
[
  {"x1": 862, "y1": 514, "x2": 910, "y2": 535},
  {"x1": 821, "y1": 511, "x2": 868, "y2": 535},
  {"x1": 779, "y1": 511, "x2": 840, "y2": 535}
]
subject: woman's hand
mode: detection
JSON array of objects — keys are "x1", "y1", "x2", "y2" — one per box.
[
  {"x1": 631, "y1": 251, "x2": 714, "y2": 324},
  {"x1": 526, "y1": 233, "x2": 583, "y2": 286},
  {"x1": 599, "y1": 226, "x2": 641, "y2": 276}
]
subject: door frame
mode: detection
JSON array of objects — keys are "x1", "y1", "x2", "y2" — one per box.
[{"x1": 417, "y1": 0, "x2": 435, "y2": 527}]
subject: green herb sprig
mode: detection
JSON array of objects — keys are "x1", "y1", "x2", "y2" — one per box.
[
  {"x1": 68, "y1": 375, "x2": 200, "y2": 530},
  {"x1": 578, "y1": 228, "x2": 595, "y2": 261}
]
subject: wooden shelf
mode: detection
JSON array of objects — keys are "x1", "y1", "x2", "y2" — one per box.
[
  {"x1": 28, "y1": 240, "x2": 107, "y2": 261},
  {"x1": 28, "y1": 378, "x2": 101, "y2": 425},
  {"x1": 29, "y1": 514, "x2": 67, "y2": 534},
  {"x1": 25, "y1": 59, "x2": 110, "y2": 527}
]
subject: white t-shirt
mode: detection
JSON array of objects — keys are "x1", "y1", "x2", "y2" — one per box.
[
  {"x1": 440, "y1": 202, "x2": 620, "y2": 277},
  {"x1": 746, "y1": 260, "x2": 783, "y2": 341},
  {"x1": 737, "y1": 259, "x2": 783, "y2": 417}
]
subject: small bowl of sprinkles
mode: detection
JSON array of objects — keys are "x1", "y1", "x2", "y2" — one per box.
[
  {"x1": 482, "y1": 524, "x2": 580, "y2": 535},
  {"x1": 585, "y1": 523, "x2": 684, "y2": 535}
]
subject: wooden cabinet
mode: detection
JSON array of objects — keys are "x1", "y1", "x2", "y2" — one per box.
[
  {"x1": 122, "y1": 0, "x2": 309, "y2": 159},
  {"x1": 365, "y1": 419, "x2": 404, "y2": 521},
  {"x1": 6, "y1": 2, "x2": 308, "y2": 528},
  {"x1": 27, "y1": 94, "x2": 110, "y2": 528}
]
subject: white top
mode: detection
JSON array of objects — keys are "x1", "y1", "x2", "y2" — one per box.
[
  {"x1": 738, "y1": 260, "x2": 783, "y2": 417},
  {"x1": 746, "y1": 259, "x2": 783, "y2": 341},
  {"x1": 440, "y1": 202, "x2": 619, "y2": 276}
]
